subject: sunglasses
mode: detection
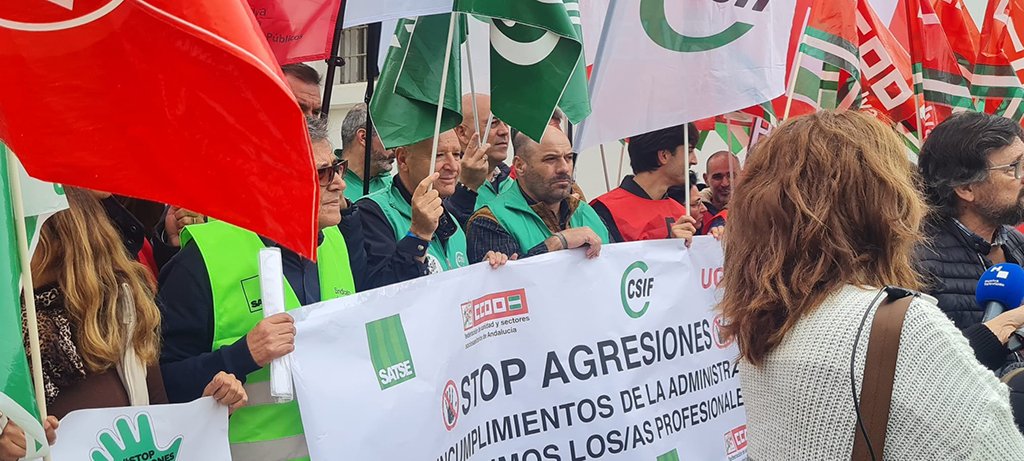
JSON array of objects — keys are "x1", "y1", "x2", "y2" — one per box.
[{"x1": 317, "y1": 159, "x2": 348, "y2": 186}]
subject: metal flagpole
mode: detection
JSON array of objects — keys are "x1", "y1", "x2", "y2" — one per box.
[
  {"x1": 320, "y1": 1, "x2": 349, "y2": 118},
  {"x1": 363, "y1": 22, "x2": 382, "y2": 196},
  {"x1": 428, "y1": 14, "x2": 460, "y2": 184},
  {"x1": 6, "y1": 151, "x2": 50, "y2": 461},
  {"x1": 464, "y1": 17, "x2": 481, "y2": 138},
  {"x1": 599, "y1": 145, "x2": 611, "y2": 192}
]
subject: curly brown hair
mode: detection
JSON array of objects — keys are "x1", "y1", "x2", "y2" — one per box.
[{"x1": 718, "y1": 111, "x2": 925, "y2": 366}]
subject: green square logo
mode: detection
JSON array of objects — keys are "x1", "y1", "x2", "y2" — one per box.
[
  {"x1": 508, "y1": 294, "x2": 523, "y2": 311},
  {"x1": 657, "y1": 449, "x2": 680, "y2": 461},
  {"x1": 366, "y1": 314, "x2": 416, "y2": 390}
]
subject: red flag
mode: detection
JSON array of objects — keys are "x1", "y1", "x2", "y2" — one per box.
[
  {"x1": 248, "y1": 0, "x2": 344, "y2": 65},
  {"x1": 933, "y1": 0, "x2": 981, "y2": 80},
  {"x1": 856, "y1": 0, "x2": 916, "y2": 125},
  {"x1": 0, "y1": 0, "x2": 319, "y2": 258},
  {"x1": 975, "y1": 0, "x2": 1024, "y2": 121}
]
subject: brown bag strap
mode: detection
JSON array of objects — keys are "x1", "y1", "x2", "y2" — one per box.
[{"x1": 851, "y1": 294, "x2": 913, "y2": 461}]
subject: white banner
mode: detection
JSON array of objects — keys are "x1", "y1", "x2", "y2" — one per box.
[
  {"x1": 575, "y1": 0, "x2": 795, "y2": 150},
  {"x1": 50, "y1": 397, "x2": 230, "y2": 460},
  {"x1": 343, "y1": 0, "x2": 452, "y2": 28},
  {"x1": 291, "y1": 239, "x2": 747, "y2": 460}
]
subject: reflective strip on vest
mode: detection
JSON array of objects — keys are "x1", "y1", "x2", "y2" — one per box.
[
  {"x1": 485, "y1": 184, "x2": 610, "y2": 251},
  {"x1": 365, "y1": 179, "x2": 469, "y2": 270},
  {"x1": 230, "y1": 433, "x2": 309, "y2": 461},
  {"x1": 179, "y1": 221, "x2": 354, "y2": 457}
]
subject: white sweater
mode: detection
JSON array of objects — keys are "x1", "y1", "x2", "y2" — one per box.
[{"x1": 740, "y1": 285, "x2": 1024, "y2": 460}]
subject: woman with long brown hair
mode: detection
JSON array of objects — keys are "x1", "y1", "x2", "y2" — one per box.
[
  {"x1": 720, "y1": 111, "x2": 1024, "y2": 459},
  {"x1": 0, "y1": 188, "x2": 245, "y2": 460}
]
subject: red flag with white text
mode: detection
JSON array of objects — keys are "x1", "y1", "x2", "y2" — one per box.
[{"x1": 248, "y1": 0, "x2": 344, "y2": 65}]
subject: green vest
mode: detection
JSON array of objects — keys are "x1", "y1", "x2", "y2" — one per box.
[
  {"x1": 475, "y1": 177, "x2": 515, "y2": 211},
  {"x1": 343, "y1": 168, "x2": 393, "y2": 203},
  {"x1": 180, "y1": 221, "x2": 355, "y2": 461},
  {"x1": 365, "y1": 179, "x2": 469, "y2": 271},
  {"x1": 484, "y1": 184, "x2": 611, "y2": 253}
]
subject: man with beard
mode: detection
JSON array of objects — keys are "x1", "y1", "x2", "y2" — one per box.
[
  {"x1": 465, "y1": 125, "x2": 610, "y2": 263},
  {"x1": 339, "y1": 103, "x2": 396, "y2": 201},
  {"x1": 917, "y1": 112, "x2": 1024, "y2": 371}
]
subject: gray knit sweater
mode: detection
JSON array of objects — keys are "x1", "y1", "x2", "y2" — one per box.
[{"x1": 740, "y1": 285, "x2": 1024, "y2": 460}]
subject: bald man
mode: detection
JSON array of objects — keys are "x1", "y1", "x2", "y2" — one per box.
[
  {"x1": 466, "y1": 126, "x2": 611, "y2": 263},
  {"x1": 451, "y1": 93, "x2": 514, "y2": 224},
  {"x1": 356, "y1": 130, "x2": 508, "y2": 288}
]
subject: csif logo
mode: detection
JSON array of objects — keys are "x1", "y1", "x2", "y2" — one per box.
[
  {"x1": 621, "y1": 261, "x2": 654, "y2": 318},
  {"x1": 366, "y1": 314, "x2": 417, "y2": 390},
  {"x1": 640, "y1": 0, "x2": 769, "y2": 53}
]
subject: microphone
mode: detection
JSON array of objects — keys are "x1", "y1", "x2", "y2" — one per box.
[{"x1": 976, "y1": 263, "x2": 1024, "y2": 322}]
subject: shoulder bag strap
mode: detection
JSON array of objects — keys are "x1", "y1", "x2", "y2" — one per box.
[{"x1": 851, "y1": 294, "x2": 913, "y2": 461}]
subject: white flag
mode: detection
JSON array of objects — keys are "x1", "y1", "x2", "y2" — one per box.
[
  {"x1": 575, "y1": 0, "x2": 796, "y2": 150},
  {"x1": 343, "y1": 0, "x2": 452, "y2": 28}
]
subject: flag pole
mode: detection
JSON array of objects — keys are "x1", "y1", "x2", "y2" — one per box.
[
  {"x1": 5, "y1": 151, "x2": 50, "y2": 460},
  {"x1": 726, "y1": 116, "x2": 736, "y2": 189},
  {"x1": 320, "y1": 1, "x2": 349, "y2": 118},
  {"x1": 428, "y1": 13, "x2": 459, "y2": 184},
  {"x1": 599, "y1": 145, "x2": 611, "y2": 192},
  {"x1": 362, "y1": 22, "x2": 382, "y2": 196},
  {"x1": 464, "y1": 14, "x2": 481, "y2": 137},
  {"x1": 616, "y1": 141, "x2": 626, "y2": 186},
  {"x1": 783, "y1": 8, "x2": 812, "y2": 122},
  {"x1": 683, "y1": 126, "x2": 691, "y2": 215}
]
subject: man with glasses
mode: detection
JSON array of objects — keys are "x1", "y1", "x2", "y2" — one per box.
[
  {"x1": 917, "y1": 111, "x2": 1024, "y2": 372},
  {"x1": 157, "y1": 117, "x2": 366, "y2": 460},
  {"x1": 466, "y1": 125, "x2": 611, "y2": 263}
]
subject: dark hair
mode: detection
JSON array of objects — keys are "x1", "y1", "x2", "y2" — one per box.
[
  {"x1": 919, "y1": 112, "x2": 1024, "y2": 217},
  {"x1": 627, "y1": 123, "x2": 698, "y2": 174},
  {"x1": 281, "y1": 63, "x2": 322, "y2": 85}
]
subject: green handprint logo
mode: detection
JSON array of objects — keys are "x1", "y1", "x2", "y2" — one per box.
[{"x1": 90, "y1": 413, "x2": 182, "y2": 461}]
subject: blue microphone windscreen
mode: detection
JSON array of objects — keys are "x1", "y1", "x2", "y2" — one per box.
[{"x1": 976, "y1": 263, "x2": 1024, "y2": 308}]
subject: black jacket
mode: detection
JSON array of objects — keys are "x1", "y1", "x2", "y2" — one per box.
[{"x1": 915, "y1": 216, "x2": 1024, "y2": 330}]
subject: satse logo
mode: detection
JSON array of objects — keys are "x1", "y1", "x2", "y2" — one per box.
[
  {"x1": 365, "y1": 314, "x2": 417, "y2": 390},
  {"x1": 621, "y1": 261, "x2": 654, "y2": 318}
]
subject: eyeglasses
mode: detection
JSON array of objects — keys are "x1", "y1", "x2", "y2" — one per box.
[
  {"x1": 317, "y1": 159, "x2": 348, "y2": 186},
  {"x1": 988, "y1": 158, "x2": 1024, "y2": 180}
]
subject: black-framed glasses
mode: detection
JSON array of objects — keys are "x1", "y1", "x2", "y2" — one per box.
[
  {"x1": 317, "y1": 159, "x2": 348, "y2": 186},
  {"x1": 988, "y1": 158, "x2": 1024, "y2": 180}
]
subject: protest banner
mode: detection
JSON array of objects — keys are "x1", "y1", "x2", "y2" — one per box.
[
  {"x1": 290, "y1": 238, "x2": 747, "y2": 461},
  {"x1": 50, "y1": 397, "x2": 230, "y2": 460}
]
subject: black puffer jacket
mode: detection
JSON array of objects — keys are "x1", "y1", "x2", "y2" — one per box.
[{"x1": 915, "y1": 217, "x2": 1024, "y2": 330}]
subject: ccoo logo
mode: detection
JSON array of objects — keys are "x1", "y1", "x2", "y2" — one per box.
[
  {"x1": 620, "y1": 261, "x2": 655, "y2": 318},
  {"x1": 640, "y1": 0, "x2": 769, "y2": 53},
  {"x1": 0, "y1": 0, "x2": 124, "y2": 32}
]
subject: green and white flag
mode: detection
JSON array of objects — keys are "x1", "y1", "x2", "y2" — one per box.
[
  {"x1": 370, "y1": 14, "x2": 465, "y2": 149},
  {"x1": 0, "y1": 143, "x2": 67, "y2": 457},
  {"x1": 454, "y1": 0, "x2": 589, "y2": 141}
]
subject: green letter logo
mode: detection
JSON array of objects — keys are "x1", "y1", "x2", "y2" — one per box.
[
  {"x1": 366, "y1": 314, "x2": 417, "y2": 390},
  {"x1": 90, "y1": 413, "x2": 182, "y2": 461},
  {"x1": 640, "y1": 0, "x2": 753, "y2": 52},
  {"x1": 621, "y1": 261, "x2": 654, "y2": 319}
]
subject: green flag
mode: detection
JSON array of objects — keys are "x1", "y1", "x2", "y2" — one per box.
[
  {"x1": 455, "y1": 0, "x2": 589, "y2": 141},
  {"x1": 370, "y1": 14, "x2": 465, "y2": 149},
  {"x1": 0, "y1": 143, "x2": 68, "y2": 421}
]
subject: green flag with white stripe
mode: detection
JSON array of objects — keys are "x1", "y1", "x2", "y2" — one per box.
[
  {"x1": 454, "y1": 0, "x2": 589, "y2": 141},
  {"x1": 370, "y1": 14, "x2": 465, "y2": 149}
]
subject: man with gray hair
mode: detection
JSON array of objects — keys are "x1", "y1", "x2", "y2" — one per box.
[
  {"x1": 340, "y1": 103, "x2": 395, "y2": 201},
  {"x1": 158, "y1": 116, "x2": 368, "y2": 460}
]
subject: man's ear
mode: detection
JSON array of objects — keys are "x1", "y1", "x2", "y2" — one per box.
[
  {"x1": 395, "y1": 147, "x2": 409, "y2": 172},
  {"x1": 357, "y1": 127, "x2": 368, "y2": 147},
  {"x1": 954, "y1": 183, "x2": 977, "y2": 205},
  {"x1": 513, "y1": 154, "x2": 526, "y2": 177},
  {"x1": 658, "y1": 149, "x2": 673, "y2": 167}
]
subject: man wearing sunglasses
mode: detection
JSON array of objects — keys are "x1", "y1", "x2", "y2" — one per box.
[
  {"x1": 157, "y1": 117, "x2": 366, "y2": 460},
  {"x1": 357, "y1": 130, "x2": 511, "y2": 289},
  {"x1": 916, "y1": 112, "x2": 1024, "y2": 373}
]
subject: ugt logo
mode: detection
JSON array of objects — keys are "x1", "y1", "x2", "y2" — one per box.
[
  {"x1": 640, "y1": 0, "x2": 769, "y2": 52},
  {"x1": 620, "y1": 261, "x2": 654, "y2": 319}
]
